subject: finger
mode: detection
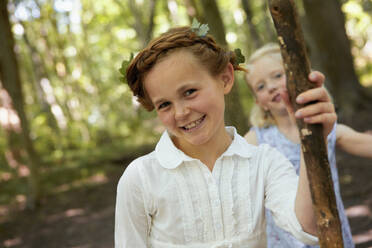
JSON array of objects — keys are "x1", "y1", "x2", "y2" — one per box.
[
  {"x1": 303, "y1": 112, "x2": 337, "y2": 126},
  {"x1": 296, "y1": 87, "x2": 330, "y2": 104},
  {"x1": 304, "y1": 113, "x2": 337, "y2": 138},
  {"x1": 308, "y1": 71, "x2": 325, "y2": 87},
  {"x1": 295, "y1": 102, "x2": 335, "y2": 119}
]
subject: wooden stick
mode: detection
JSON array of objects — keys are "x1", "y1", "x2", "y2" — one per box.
[{"x1": 267, "y1": 0, "x2": 344, "y2": 247}]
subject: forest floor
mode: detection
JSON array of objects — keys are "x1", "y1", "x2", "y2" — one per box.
[{"x1": 0, "y1": 110, "x2": 371, "y2": 248}]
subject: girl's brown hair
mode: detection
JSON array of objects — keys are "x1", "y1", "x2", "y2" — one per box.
[{"x1": 126, "y1": 26, "x2": 246, "y2": 111}]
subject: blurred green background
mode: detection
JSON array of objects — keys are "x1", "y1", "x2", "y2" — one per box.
[{"x1": 1, "y1": 0, "x2": 372, "y2": 247}]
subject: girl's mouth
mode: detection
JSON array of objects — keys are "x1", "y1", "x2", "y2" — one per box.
[
  {"x1": 181, "y1": 115, "x2": 206, "y2": 131},
  {"x1": 272, "y1": 93, "x2": 281, "y2": 102}
]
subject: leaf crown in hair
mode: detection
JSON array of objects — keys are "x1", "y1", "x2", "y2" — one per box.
[{"x1": 119, "y1": 19, "x2": 245, "y2": 83}]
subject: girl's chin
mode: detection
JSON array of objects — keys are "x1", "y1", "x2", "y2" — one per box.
[
  {"x1": 184, "y1": 135, "x2": 209, "y2": 146},
  {"x1": 271, "y1": 106, "x2": 289, "y2": 115},
  {"x1": 171, "y1": 133, "x2": 208, "y2": 148},
  {"x1": 273, "y1": 101, "x2": 286, "y2": 109}
]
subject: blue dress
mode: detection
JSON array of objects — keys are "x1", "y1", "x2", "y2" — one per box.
[{"x1": 251, "y1": 124, "x2": 354, "y2": 248}]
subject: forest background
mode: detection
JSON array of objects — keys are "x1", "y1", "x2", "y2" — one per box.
[{"x1": 0, "y1": 0, "x2": 372, "y2": 247}]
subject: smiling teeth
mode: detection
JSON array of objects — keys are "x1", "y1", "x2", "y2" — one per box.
[{"x1": 184, "y1": 116, "x2": 204, "y2": 130}]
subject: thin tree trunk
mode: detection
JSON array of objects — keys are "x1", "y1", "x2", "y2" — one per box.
[
  {"x1": 199, "y1": 0, "x2": 227, "y2": 47},
  {"x1": 183, "y1": 0, "x2": 206, "y2": 24},
  {"x1": 199, "y1": 0, "x2": 249, "y2": 134},
  {"x1": 0, "y1": 0, "x2": 42, "y2": 208},
  {"x1": 146, "y1": 0, "x2": 156, "y2": 43},
  {"x1": 262, "y1": 1, "x2": 276, "y2": 42},
  {"x1": 122, "y1": 0, "x2": 157, "y2": 48},
  {"x1": 0, "y1": 87, "x2": 23, "y2": 175},
  {"x1": 268, "y1": 0, "x2": 344, "y2": 247},
  {"x1": 241, "y1": 0, "x2": 263, "y2": 49}
]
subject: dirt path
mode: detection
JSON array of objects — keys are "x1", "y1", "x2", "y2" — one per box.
[
  {"x1": 337, "y1": 150, "x2": 372, "y2": 248},
  {"x1": 0, "y1": 166, "x2": 121, "y2": 248}
]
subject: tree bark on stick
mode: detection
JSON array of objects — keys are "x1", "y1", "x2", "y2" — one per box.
[{"x1": 267, "y1": 0, "x2": 344, "y2": 247}]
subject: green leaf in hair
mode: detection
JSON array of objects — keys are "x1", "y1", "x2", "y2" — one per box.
[
  {"x1": 191, "y1": 18, "x2": 209, "y2": 37},
  {"x1": 191, "y1": 18, "x2": 200, "y2": 31},
  {"x1": 197, "y1": 24, "x2": 209, "y2": 37},
  {"x1": 234, "y1": 48, "x2": 245, "y2": 65},
  {"x1": 119, "y1": 52, "x2": 134, "y2": 83}
]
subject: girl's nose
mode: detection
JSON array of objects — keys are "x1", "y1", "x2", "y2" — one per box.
[
  {"x1": 267, "y1": 80, "x2": 278, "y2": 92},
  {"x1": 174, "y1": 103, "x2": 190, "y2": 120}
]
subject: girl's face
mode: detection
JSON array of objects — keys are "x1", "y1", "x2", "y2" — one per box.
[
  {"x1": 143, "y1": 50, "x2": 234, "y2": 150},
  {"x1": 246, "y1": 55, "x2": 287, "y2": 114}
]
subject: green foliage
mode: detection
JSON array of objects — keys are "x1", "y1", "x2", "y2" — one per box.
[
  {"x1": 342, "y1": 0, "x2": 372, "y2": 87},
  {"x1": 2, "y1": 0, "x2": 370, "y2": 154},
  {"x1": 1, "y1": 0, "x2": 371, "y2": 206}
]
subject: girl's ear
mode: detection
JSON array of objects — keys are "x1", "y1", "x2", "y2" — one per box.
[{"x1": 221, "y1": 63, "x2": 234, "y2": 95}]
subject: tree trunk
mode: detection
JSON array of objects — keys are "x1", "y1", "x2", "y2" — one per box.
[
  {"x1": 199, "y1": 0, "x2": 249, "y2": 134},
  {"x1": 262, "y1": 1, "x2": 277, "y2": 42},
  {"x1": 183, "y1": 0, "x2": 206, "y2": 24},
  {"x1": 0, "y1": 87, "x2": 23, "y2": 175},
  {"x1": 147, "y1": 0, "x2": 156, "y2": 43},
  {"x1": 268, "y1": 0, "x2": 344, "y2": 247},
  {"x1": 241, "y1": 0, "x2": 263, "y2": 50},
  {"x1": 302, "y1": 0, "x2": 371, "y2": 122},
  {"x1": 0, "y1": 0, "x2": 42, "y2": 208},
  {"x1": 121, "y1": 0, "x2": 157, "y2": 48}
]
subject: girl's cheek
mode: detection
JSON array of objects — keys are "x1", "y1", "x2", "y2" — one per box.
[
  {"x1": 281, "y1": 76, "x2": 286, "y2": 86},
  {"x1": 158, "y1": 113, "x2": 170, "y2": 125}
]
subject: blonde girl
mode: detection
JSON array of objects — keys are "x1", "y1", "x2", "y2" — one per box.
[{"x1": 244, "y1": 43, "x2": 372, "y2": 248}]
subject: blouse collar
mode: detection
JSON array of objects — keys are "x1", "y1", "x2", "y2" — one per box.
[{"x1": 155, "y1": 126, "x2": 253, "y2": 169}]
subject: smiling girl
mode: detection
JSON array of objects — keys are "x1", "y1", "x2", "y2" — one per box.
[{"x1": 115, "y1": 27, "x2": 336, "y2": 248}]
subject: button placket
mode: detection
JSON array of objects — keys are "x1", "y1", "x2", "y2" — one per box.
[
  {"x1": 207, "y1": 160, "x2": 224, "y2": 240},
  {"x1": 212, "y1": 240, "x2": 233, "y2": 248}
]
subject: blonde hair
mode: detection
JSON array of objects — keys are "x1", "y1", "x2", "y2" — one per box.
[
  {"x1": 246, "y1": 43, "x2": 332, "y2": 128},
  {"x1": 245, "y1": 43, "x2": 282, "y2": 128}
]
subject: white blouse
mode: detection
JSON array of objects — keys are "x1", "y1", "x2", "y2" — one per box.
[{"x1": 115, "y1": 127, "x2": 318, "y2": 248}]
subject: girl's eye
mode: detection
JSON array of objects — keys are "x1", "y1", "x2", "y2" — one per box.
[
  {"x1": 157, "y1": 102, "x2": 170, "y2": 110},
  {"x1": 184, "y1": 89, "x2": 196, "y2": 97},
  {"x1": 274, "y1": 72, "x2": 283, "y2": 79},
  {"x1": 256, "y1": 83, "x2": 264, "y2": 91}
]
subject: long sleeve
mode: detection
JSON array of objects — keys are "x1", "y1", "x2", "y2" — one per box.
[
  {"x1": 262, "y1": 145, "x2": 318, "y2": 245},
  {"x1": 115, "y1": 162, "x2": 151, "y2": 248}
]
